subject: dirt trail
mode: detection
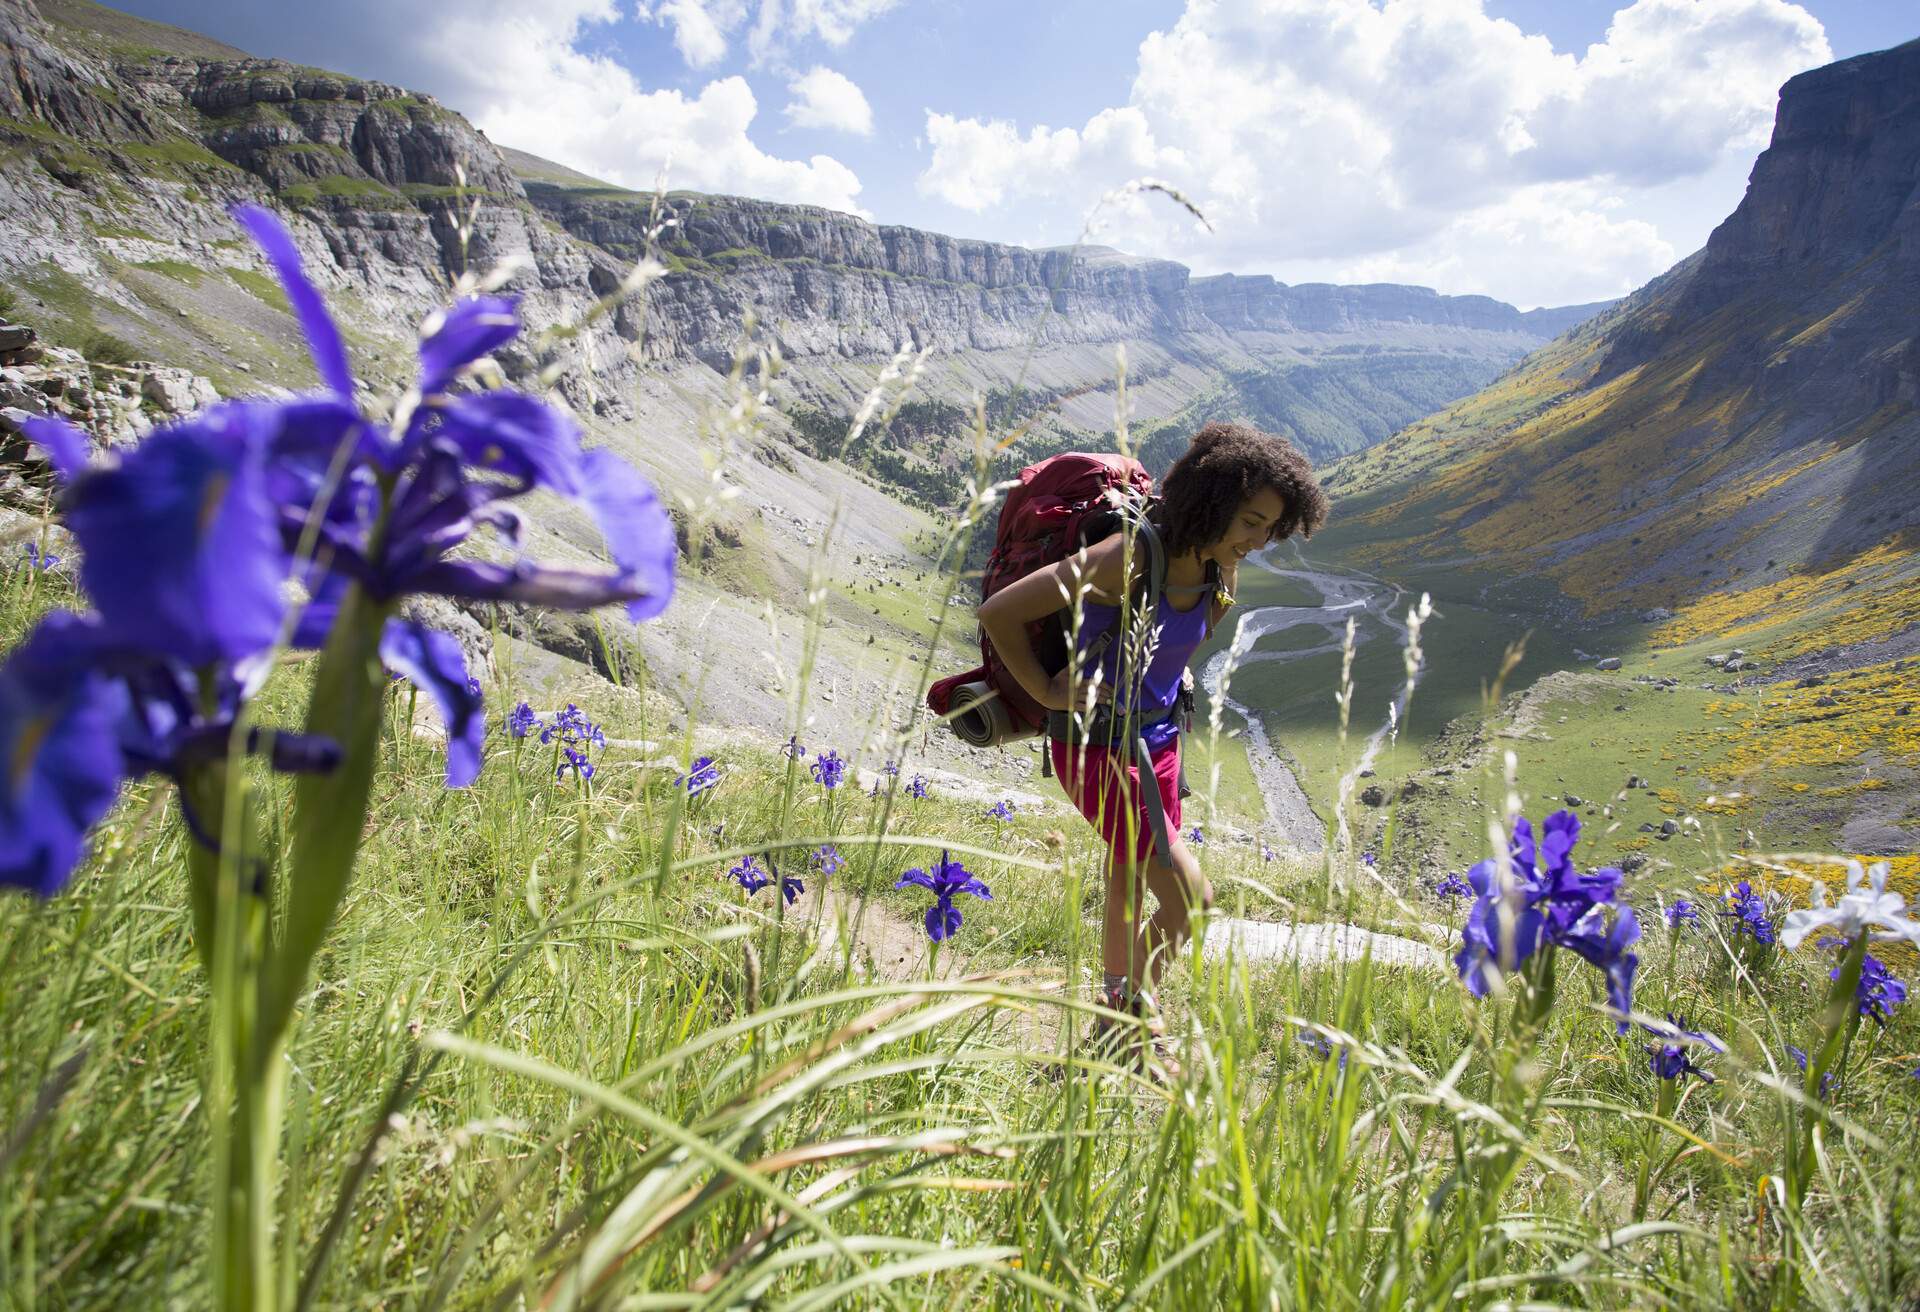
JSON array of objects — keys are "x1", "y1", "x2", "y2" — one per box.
[{"x1": 783, "y1": 884, "x2": 1449, "y2": 996}]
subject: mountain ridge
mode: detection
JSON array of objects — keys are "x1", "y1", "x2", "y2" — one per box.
[{"x1": 1313, "y1": 36, "x2": 1919, "y2": 699}]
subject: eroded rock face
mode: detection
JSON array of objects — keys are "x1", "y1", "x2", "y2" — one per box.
[
  {"x1": 536, "y1": 188, "x2": 1584, "y2": 359},
  {"x1": 140, "y1": 59, "x2": 521, "y2": 196},
  {"x1": 139, "y1": 366, "x2": 218, "y2": 414},
  {"x1": 1699, "y1": 37, "x2": 1920, "y2": 279},
  {"x1": 0, "y1": 0, "x2": 162, "y2": 144}
]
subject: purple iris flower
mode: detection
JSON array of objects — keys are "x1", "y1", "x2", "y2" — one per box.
[
  {"x1": 896, "y1": 849, "x2": 993, "y2": 942},
  {"x1": 986, "y1": 799, "x2": 1016, "y2": 822},
  {"x1": 781, "y1": 734, "x2": 805, "y2": 760},
  {"x1": 112, "y1": 650, "x2": 340, "y2": 790},
  {"x1": 678, "y1": 755, "x2": 720, "y2": 797},
  {"x1": 811, "y1": 844, "x2": 845, "y2": 876},
  {"x1": 1786, "y1": 1045, "x2": 1838, "y2": 1098},
  {"x1": 540, "y1": 703, "x2": 603, "y2": 749},
  {"x1": 0, "y1": 609, "x2": 350, "y2": 894},
  {"x1": 1453, "y1": 810, "x2": 1638, "y2": 1031},
  {"x1": 556, "y1": 747, "x2": 595, "y2": 782},
  {"x1": 1296, "y1": 1028, "x2": 1348, "y2": 1070},
  {"x1": 0, "y1": 197, "x2": 679, "y2": 896},
  {"x1": 1434, "y1": 872, "x2": 1474, "y2": 899},
  {"x1": 1842, "y1": 955, "x2": 1907, "y2": 1027},
  {"x1": 232, "y1": 198, "x2": 674, "y2": 670},
  {"x1": 35, "y1": 404, "x2": 288, "y2": 668},
  {"x1": 1666, "y1": 899, "x2": 1698, "y2": 928},
  {"x1": 416, "y1": 295, "x2": 520, "y2": 397},
  {"x1": 21, "y1": 543, "x2": 60, "y2": 570},
  {"x1": 539, "y1": 704, "x2": 577, "y2": 744},
  {"x1": 905, "y1": 775, "x2": 929, "y2": 800},
  {"x1": 883, "y1": 759, "x2": 900, "y2": 777},
  {"x1": 1360, "y1": 850, "x2": 1376, "y2": 867},
  {"x1": 1260, "y1": 842, "x2": 1277, "y2": 863},
  {"x1": 1556, "y1": 901, "x2": 1642, "y2": 1031},
  {"x1": 507, "y1": 701, "x2": 541, "y2": 738},
  {"x1": 810, "y1": 749, "x2": 845, "y2": 790},
  {"x1": 729, "y1": 854, "x2": 801, "y2": 905},
  {"x1": 1643, "y1": 1013, "x2": 1721, "y2": 1083},
  {"x1": 1721, "y1": 881, "x2": 1776, "y2": 944},
  {"x1": 0, "y1": 614, "x2": 130, "y2": 896},
  {"x1": 379, "y1": 619, "x2": 484, "y2": 786},
  {"x1": 730, "y1": 856, "x2": 770, "y2": 896},
  {"x1": 1187, "y1": 825, "x2": 1205, "y2": 846}
]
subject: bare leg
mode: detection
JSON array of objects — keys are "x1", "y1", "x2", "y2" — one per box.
[
  {"x1": 1134, "y1": 843, "x2": 1213, "y2": 993},
  {"x1": 1101, "y1": 839, "x2": 1212, "y2": 993}
]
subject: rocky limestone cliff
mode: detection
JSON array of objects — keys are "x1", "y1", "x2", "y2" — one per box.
[
  {"x1": 1316, "y1": 36, "x2": 1919, "y2": 674},
  {"x1": 1699, "y1": 37, "x2": 1920, "y2": 278}
]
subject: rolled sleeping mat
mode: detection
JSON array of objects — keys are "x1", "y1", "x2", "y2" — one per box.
[{"x1": 948, "y1": 680, "x2": 1041, "y2": 748}]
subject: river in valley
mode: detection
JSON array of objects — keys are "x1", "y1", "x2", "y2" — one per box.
[{"x1": 1198, "y1": 548, "x2": 1422, "y2": 852}]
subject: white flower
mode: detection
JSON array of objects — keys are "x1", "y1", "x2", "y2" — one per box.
[{"x1": 1780, "y1": 860, "x2": 1920, "y2": 950}]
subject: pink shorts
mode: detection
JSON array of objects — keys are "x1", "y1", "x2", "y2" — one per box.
[{"x1": 1050, "y1": 736, "x2": 1181, "y2": 866}]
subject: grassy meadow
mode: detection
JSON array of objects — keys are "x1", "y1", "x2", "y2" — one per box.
[{"x1": 4, "y1": 515, "x2": 1919, "y2": 1310}]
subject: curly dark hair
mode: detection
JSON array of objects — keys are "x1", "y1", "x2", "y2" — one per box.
[{"x1": 1154, "y1": 421, "x2": 1330, "y2": 558}]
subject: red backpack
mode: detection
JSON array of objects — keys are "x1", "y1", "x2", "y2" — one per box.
[{"x1": 928, "y1": 452, "x2": 1157, "y2": 746}]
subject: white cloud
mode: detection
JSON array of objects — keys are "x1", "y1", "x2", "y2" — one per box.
[
  {"x1": 784, "y1": 66, "x2": 874, "y2": 134},
  {"x1": 644, "y1": 0, "x2": 901, "y2": 68},
  {"x1": 292, "y1": 0, "x2": 867, "y2": 213},
  {"x1": 915, "y1": 0, "x2": 1831, "y2": 305},
  {"x1": 1325, "y1": 182, "x2": 1679, "y2": 310},
  {"x1": 657, "y1": 0, "x2": 738, "y2": 68},
  {"x1": 751, "y1": 0, "x2": 902, "y2": 57},
  {"x1": 920, "y1": 107, "x2": 1185, "y2": 210}
]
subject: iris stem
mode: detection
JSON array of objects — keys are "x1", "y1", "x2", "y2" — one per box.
[{"x1": 1635, "y1": 1079, "x2": 1677, "y2": 1221}]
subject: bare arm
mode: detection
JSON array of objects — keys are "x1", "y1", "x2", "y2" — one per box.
[{"x1": 977, "y1": 534, "x2": 1128, "y2": 712}]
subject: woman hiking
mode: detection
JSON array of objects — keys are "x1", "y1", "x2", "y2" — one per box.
[{"x1": 977, "y1": 421, "x2": 1329, "y2": 1075}]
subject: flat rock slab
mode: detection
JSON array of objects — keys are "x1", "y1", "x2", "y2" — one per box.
[{"x1": 1204, "y1": 916, "x2": 1446, "y2": 972}]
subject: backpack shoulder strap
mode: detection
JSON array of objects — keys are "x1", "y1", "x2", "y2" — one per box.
[{"x1": 1129, "y1": 516, "x2": 1167, "y2": 615}]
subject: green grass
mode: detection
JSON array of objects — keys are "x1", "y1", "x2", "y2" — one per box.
[
  {"x1": 2, "y1": 294, "x2": 1917, "y2": 1308},
  {"x1": 3, "y1": 547, "x2": 1917, "y2": 1307},
  {"x1": 222, "y1": 265, "x2": 291, "y2": 313},
  {"x1": 278, "y1": 175, "x2": 405, "y2": 207},
  {"x1": 86, "y1": 219, "x2": 160, "y2": 242},
  {"x1": 118, "y1": 137, "x2": 237, "y2": 175},
  {"x1": 131, "y1": 259, "x2": 205, "y2": 287},
  {"x1": 16, "y1": 263, "x2": 148, "y2": 364},
  {"x1": 38, "y1": 0, "x2": 251, "y2": 60},
  {"x1": 74, "y1": 327, "x2": 139, "y2": 365}
]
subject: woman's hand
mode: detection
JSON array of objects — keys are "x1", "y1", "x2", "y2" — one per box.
[{"x1": 1044, "y1": 667, "x2": 1113, "y2": 714}]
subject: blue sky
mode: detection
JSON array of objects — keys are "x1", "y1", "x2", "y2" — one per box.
[{"x1": 113, "y1": 0, "x2": 1916, "y2": 309}]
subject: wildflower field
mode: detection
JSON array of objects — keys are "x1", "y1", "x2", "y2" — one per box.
[{"x1": 4, "y1": 207, "x2": 1920, "y2": 1312}]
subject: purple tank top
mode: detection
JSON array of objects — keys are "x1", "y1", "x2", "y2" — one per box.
[{"x1": 1073, "y1": 589, "x2": 1208, "y2": 749}]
